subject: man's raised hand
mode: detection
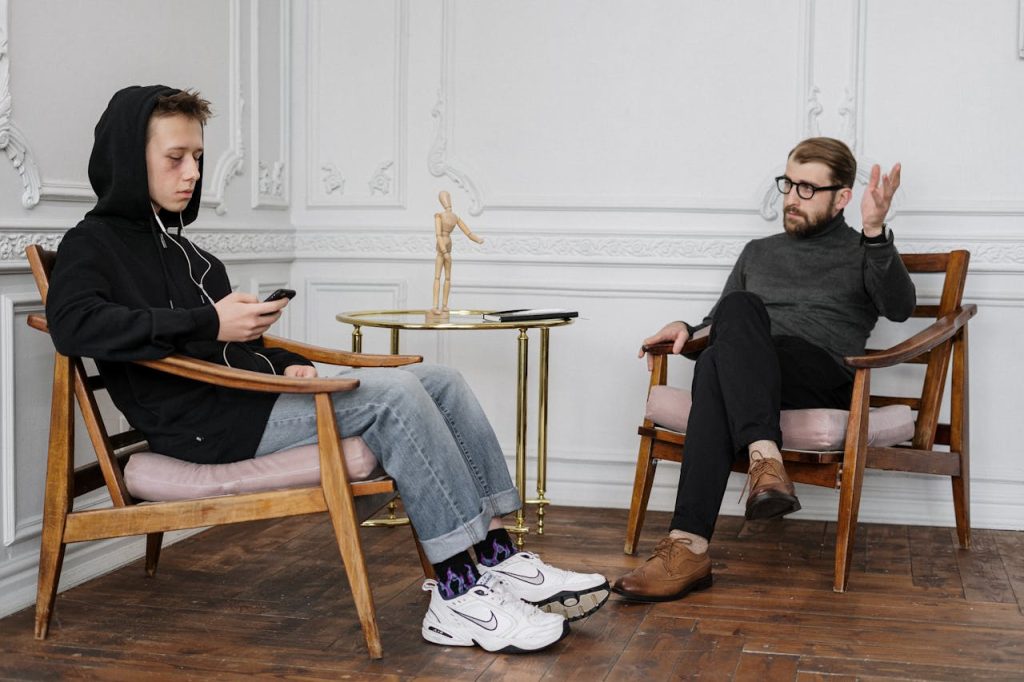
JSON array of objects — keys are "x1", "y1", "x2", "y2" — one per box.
[{"x1": 862, "y1": 162, "x2": 901, "y2": 236}]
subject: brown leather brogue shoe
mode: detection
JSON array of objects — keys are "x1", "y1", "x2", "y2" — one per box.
[
  {"x1": 745, "y1": 455, "x2": 801, "y2": 520},
  {"x1": 612, "y1": 537, "x2": 712, "y2": 602}
]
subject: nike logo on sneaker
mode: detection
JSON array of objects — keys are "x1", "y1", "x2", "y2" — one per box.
[
  {"x1": 450, "y1": 607, "x2": 499, "y2": 631},
  {"x1": 494, "y1": 568, "x2": 545, "y2": 585}
]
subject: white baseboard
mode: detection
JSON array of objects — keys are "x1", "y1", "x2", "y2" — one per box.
[
  {"x1": 0, "y1": 528, "x2": 203, "y2": 620},
  {"x1": 529, "y1": 455, "x2": 1024, "y2": 532}
]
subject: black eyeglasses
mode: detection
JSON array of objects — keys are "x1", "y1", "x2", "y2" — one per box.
[{"x1": 775, "y1": 175, "x2": 844, "y2": 200}]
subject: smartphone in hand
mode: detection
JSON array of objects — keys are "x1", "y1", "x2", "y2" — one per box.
[{"x1": 263, "y1": 288, "x2": 296, "y2": 303}]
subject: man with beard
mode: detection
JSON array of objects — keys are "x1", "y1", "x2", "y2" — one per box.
[{"x1": 612, "y1": 137, "x2": 915, "y2": 603}]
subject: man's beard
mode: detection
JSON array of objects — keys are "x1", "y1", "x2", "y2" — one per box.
[{"x1": 783, "y1": 197, "x2": 838, "y2": 239}]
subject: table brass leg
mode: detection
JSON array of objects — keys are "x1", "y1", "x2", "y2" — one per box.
[
  {"x1": 361, "y1": 498, "x2": 410, "y2": 527},
  {"x1": 526, "y1": 327, "x2": 552, "y2": 534},
  {"x1": 509, "y1": 327, "x2": 530, "y2": 549},
  {"x1": 351, "y1": 325, "x2": 362, "y2": 353},
  {"x1": 390, "y1": 329, "x2": 400, "y2": 355}
]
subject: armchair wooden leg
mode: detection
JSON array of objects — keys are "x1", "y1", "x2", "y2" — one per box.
[
  {"x1": 323, "y1": 479, "x2": 382, "y2": 659},
  {"x1": 624, "y1": 436, "x2": 658, "y2": 555},
  {"x1": 951, "y1": 326, "x2": 971, "y2": 549},
  {"x1": 833, "y1": 369, "x2": 870, "y2": 593},
  {"x1": 317, "y1": 397, "x2": 383, "y2": 660},
  {"x1": 35, "y1": 528, "x2": 67, "y2": 640},
  {"x1": 35, "y1": 354, "x2": 74, "y2": 640},
  {"x1": 145, "y1": 532, "x2": 164, "y2": 577}
]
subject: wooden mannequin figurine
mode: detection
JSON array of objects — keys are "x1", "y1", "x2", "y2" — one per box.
[{"x1": 432, "y1": 190, "x2": 483, "y2": 315}]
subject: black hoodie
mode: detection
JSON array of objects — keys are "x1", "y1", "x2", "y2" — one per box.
[{"x1": 46, "y1": 85, "x2": 310, "y2": 464}]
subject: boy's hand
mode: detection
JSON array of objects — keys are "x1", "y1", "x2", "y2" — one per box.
[
  {"x1": 214, "y1": 292, "x2": 287, "y2": 342},
  {"x1": 284, "y1": 365, "x2": 318, "y2": 378}
]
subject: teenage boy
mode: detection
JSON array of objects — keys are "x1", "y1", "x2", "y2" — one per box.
[{"x1": 46, "y1": 85, "x2": 609, "y2": 653}]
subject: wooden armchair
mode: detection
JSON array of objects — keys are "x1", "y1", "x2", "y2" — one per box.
[
  {"x1": 625, "y1": 250, "x2": 975, "y2": 592},
  {"x1": 25, "y1": 244, "x2": 427, "y2": 660}
]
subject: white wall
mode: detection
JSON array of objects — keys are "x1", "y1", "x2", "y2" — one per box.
[{"x1": 1, "y1": 0, "x2": 1022, "y2": 618}]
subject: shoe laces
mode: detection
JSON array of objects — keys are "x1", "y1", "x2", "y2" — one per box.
[
  {"x1": 738, "y1": 452, "x2": 779, "y2": 503},
  {"x1": 651, "y1": 536, "x2": 689, "y2": 564},
  {"x1": 474, "y1": 573, "x2": 543, "y2": 617}
]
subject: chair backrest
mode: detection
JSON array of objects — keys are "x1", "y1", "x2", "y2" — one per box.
[
  {"x1": 26, "y1": 244, "x2": 144, "y2": 507},
  {"x1": 870, "y1": 251, "x2": 971, "y2": 451}
]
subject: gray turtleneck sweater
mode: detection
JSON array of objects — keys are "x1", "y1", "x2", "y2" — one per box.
[{"x1": 692, "y1": 212, "x2": 917, "y2": 368}]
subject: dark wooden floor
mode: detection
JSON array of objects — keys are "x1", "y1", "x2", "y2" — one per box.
[{"x1": 2, "y1": 505, "x2": 1024, "y2": 681}]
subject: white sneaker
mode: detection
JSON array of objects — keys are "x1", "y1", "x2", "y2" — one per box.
[
  {"x1": 421, "y1": 572, "x2": 569, "y2": 653},
  {"x1": 480, "y1": 552, "x2": 610, "y2": 622}
]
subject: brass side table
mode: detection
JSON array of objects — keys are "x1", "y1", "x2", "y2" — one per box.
[{"x1": 336, "y1": 309, "x2": 574, "y2": 548}]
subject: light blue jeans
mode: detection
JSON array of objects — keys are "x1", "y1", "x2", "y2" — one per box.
[{"x1": 254, "y1": 364, "x2": 520, "y2": 563}]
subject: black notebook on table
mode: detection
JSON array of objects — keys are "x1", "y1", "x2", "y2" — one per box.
[{"x1": 482, "y1": 308, "x2": 579, "y2": 322}]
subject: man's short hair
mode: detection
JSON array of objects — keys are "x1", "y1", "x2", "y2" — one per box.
[
  {"x1": 151, "y1": 89, "x2": 212, "y2": 127},
  {"x1": 788, "y1": 137, "x2": 856, "y2": 188}
]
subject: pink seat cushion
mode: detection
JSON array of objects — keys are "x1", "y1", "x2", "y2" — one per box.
[
  {"x1": 645, "y1": 386, "x2": 914, "y2": 451},
  {"x1": 123, "y1": 438, "x2": 380, "y2": 502}
]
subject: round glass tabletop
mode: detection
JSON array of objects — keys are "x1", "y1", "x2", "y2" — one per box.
[{"x1": 336, "y1": 309, "x2": 575, "y2": 331}]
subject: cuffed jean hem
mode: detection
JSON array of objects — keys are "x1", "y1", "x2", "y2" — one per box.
[
  {"x1": 483, "y1": 488, "x2": 522, "y2": 521},
  {"x1": 418, "y1": 488, "x2": 521, "y2": 563}
]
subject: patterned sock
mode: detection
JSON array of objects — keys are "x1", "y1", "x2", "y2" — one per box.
[
  {"x1": 431, "y1": 550, "x2": 480, "y2": 600},
  {"x1": 473, "y1": 528, "x2": 518, "y2": 568}
]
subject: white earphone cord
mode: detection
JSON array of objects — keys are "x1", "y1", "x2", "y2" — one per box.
[
  {"x1": 155, "y1": 210, "x2": 275, "y2": 375},
  {"x1": 153, "y1": 210, "x2": 213, "y2": 304}
]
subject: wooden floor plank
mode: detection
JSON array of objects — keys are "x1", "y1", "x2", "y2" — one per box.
[
  {"x1": 955, "y1": 529, "x2": 1018, "y2": 605},
  {"x1": 3, "y1": 506, "x2": 1024, "y2": 680}
]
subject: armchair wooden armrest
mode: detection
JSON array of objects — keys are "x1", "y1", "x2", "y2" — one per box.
[
  {"x1": 641, "y1": 326, "x2": 711, "y2": 357},
  {"x1": 26, "y1": 315, "x2": 359, "y2": 394},
  {"x1": 133, "y1": 355, "x2": 360, "y2": 394},
  {"x1": 263, "y1": 334, "x2": 422, "y2": 367},
  {"x1": 844, "y1": 304, "x2": 977, "y2": 369}
]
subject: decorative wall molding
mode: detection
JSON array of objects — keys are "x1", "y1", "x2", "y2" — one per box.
[
  {"x1": 0, "y1": 227, "x2": 294, "y2": 271},
  {"x1": 801, "y1": 0, "x2": 822, "y2": 138},
  {"x1": 306, "y1": 0, "x2": 407, "y2": 208},
  {"x1": 321, "y1": 163, "x2": 345, "y2": 196},
  {"x1": 427, "y1": 2, "x2": 483, "y2": 215},
  {"x1": 0, "y1": 0, "x2": 40, "y2": 209},
  {"x1": 250, "y1": 0, "x2": 289, "y2": 209},
  {"x1": 0, "y1": 230, "x2": 61, "y2": 262},
  {"x1": 205, "y1": 0, "x2": 245, "y2": 216},
  {"x1": 368, "y1": 160, "x2": 394, "y2": 196},
  {"x1": 1, "y1": 292, "x2": 42, "y2": 545},
  {"x1": 838, "y1": 0, "x2": 868, "y2": 152},
  {"x1": 292, "y1": 225, "x2": 1024, "y2": 272},
  {"x1": 1019, "y1": 0, "x2": 1024, "y2": 58},
  {"x1": 184, "y1": 229, "x2": 295, "y2": 258},
  {"x1": 258, "y1": 161, "x2": 285, "y2": 199}
]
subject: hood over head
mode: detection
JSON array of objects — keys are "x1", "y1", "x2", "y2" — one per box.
[{"x1": 86, "y1": 84, "x2": 204, "y2": 227}]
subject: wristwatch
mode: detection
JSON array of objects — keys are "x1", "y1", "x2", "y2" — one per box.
[{"x1": 862, "y1": 223, "x2": 889, "y2": 244}]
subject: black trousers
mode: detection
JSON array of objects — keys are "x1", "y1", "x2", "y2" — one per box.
[{"x1": 670, "y1": 291, "x2": 854, "y2": 539}]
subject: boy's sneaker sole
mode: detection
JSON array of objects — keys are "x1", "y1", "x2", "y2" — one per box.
[
  {"x1": 531, "y1": 583, "x2": 610, "y2": 621},
  {"x1": 422, "y1": 619, "x2": 569, "y2": 653}
]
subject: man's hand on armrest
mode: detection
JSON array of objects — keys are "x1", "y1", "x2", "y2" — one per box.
[{"x1": 639, "y1": 321, "x2": 690, "y2": 371}]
